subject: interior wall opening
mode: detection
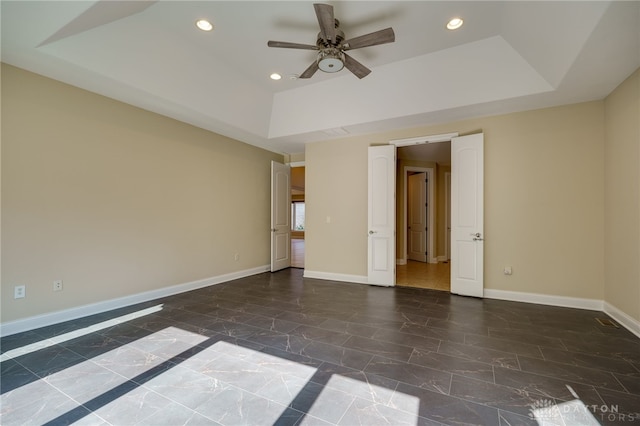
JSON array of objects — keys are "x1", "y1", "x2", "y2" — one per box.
[
  {"x1": 396, "y1": 142, "x2": 451, "y2": 291},
  {"x1": 291, "y1": 166, "x2": 305, "y2": 269}
]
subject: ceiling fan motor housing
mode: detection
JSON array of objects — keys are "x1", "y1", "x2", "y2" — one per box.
[{"x1": 316, "y1": 19, "x2": 345, "y2": 73}]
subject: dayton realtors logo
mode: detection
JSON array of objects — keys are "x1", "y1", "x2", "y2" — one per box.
[{"x1": 528, "y1": 398, "x2": 639, "y2": 424}]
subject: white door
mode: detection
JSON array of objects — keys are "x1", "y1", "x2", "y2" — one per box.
[
  {"x1": 450, "y1": 133, "x2": 484, "y2": 297},
  {"x1": 271, "y1": 161, "x2": 291, "y2": 272},
  {"x1": 408, "y1": 172, "x2": 427, "y2": 262},
  {"x1": 368, "y1": 145, "x2": 396, "y2": 286}
]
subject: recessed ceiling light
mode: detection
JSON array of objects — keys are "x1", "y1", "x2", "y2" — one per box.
[
  {"x1": 270, "y1": 73, "x2": 282, "y2": 80},
  {"x1": 446, "y1": 17, "x2": 464, "y2": 30},
  {"x1": 196, "y1": 19, "x2": 213, "y2": 31}
]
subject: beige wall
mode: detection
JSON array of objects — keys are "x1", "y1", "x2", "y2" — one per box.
[
  {"x1": 305, "y1": 139, "x2": 369, "y2": 275},
  {"x1": 604, "y1": 68, "x2": 640, "y2": 322},
  {"x1": 1, "y1": 64, "x2": 283, "y2": 323},
  {"x1": 306, "y1": 101, "x2": 605, "y2": 300},
  {"x1": 5, "y1": 60, "x2": 636, "y2": 328},
  {"x1": 286, "y1": 152, "x2": 305, "y2": 164}
]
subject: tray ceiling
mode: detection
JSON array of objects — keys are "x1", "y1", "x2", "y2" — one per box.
[{"x1": 2, "y1": 1, "x2": 638, "y2": 154}]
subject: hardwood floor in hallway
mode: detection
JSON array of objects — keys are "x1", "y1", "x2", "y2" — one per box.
[
  {"x1": 291, "y1": 238, "x2": 304, "y2": 268},
  {"x1": 397, "y1": 260, "x2": 450, "y2": 291},
  {"x1": 292, "y1": 240, "x2": 445, "y2": 291}
]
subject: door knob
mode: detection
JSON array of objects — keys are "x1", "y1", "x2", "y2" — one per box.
[{"x1": 369, "y1": 230, "x2": 377, "y2": 235}]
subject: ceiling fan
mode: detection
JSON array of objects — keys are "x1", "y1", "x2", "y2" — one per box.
[{"x1": 267, "y1": 3, "x2": 395, "y2": 79}]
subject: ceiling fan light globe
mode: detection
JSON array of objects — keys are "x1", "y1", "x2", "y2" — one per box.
[
  {"x1": 318, "y1": 57, "x2": 344, "y2": 73},
  {"x1": 317, "y1": 49, "x2": 344, "y2": 73}
]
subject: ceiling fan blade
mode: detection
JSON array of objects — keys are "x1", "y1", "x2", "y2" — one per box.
[
  {"x1": 268, "y1": 41, "x2": 318, "y2": 50},
  {"x1": 314, "y1": 3, "x2": 336, "y2": 43},
  {"x1": 343, "y1": 53, "x2": 371, "y2": 79},
  {"x1": 343, "y1": 27, "x2": 395, "y2": 50},
  {"x1": 299, "y1": 61, "x2": 320, "y2": 79}
]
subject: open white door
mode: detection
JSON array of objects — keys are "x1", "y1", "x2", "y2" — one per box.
[
  {"x1": 368, "y1": 145, "x2": 396, "y2": 286},
  {"x1": 451, "y1": 133, "x2": 484, "y2": 297},
  {"x1": 408, "y1": 172, "x2": 427, "y2": 262},
  {"x1": 271, "y1": 161, "x2": 291, "y2": 272}
]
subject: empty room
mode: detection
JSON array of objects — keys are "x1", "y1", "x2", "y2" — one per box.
[{"x1": 2, "y1": 1, "x2": 639, "y2": 425}]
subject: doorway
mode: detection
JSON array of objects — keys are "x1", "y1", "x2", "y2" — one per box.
[
  {"x1": 396, "y1": 142, "x2": 451, "y2": 291},
  {"x1": 367, "y1": 133, "x2": 484, "y2": 295},
  {"x1": 291, "y1": 166, "x2": 305, "y2": 268},
  {"x1": 404, "y1": 167, "x2": 434, "y2": 263},
  {"x1": 407, "y1": 171, "x2": 428, "y2": 263}
]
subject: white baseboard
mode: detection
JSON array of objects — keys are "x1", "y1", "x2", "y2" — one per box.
[
  {"x1": 484, "y1": 289, "x2": 603, "y2": 311},
  {"x1": 396, "y1": 259, "x2": 407, "y2": 265},
  {"x1": 6, "y1": 267, "x2": 638, "y2": 341},
  {"x1": 436, "y1": 256, "x2": 449, "y2": 263},
  {"x1": 483, "y1": 289, "x2": 640, "y2": 337},
  {"x1": 603, "y1": 301, "x2": 640, "y2": 338},
  {"x1": 0, "y1": 265, "x2": 270, "y2": 337},
  {"x1": 303, "y1": 270, "x2": 368, "y2": 285}
]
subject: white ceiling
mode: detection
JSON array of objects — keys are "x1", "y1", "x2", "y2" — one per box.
[{"x1": 2, "y1": 1, "x2": 639, "y2": 155}]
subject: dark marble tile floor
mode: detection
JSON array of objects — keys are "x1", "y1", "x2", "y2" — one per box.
[{"x1": 1, "y1": 269, "x2": 639, "y2": 425}]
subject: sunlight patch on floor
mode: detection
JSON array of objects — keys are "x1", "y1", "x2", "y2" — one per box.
[
  {"x1": 1, "y1": 329, "x2": 426, "y2": 425},
  {"x1": 0, "y1": 304, "x2": 164, "y2": 362},
  {"x1": 530, "y1": 399, "x2": 602, "y2": 425}
]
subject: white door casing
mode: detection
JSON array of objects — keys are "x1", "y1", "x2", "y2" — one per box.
[
  {"x1": 408, "y1": 172, "x2": 427, "y2": 262},
  {"x1": 271, "y1": 161, "x2": 291, "y2": 272},
  {"x1": 402, "y1": 166, "x2": 435, "y2": 264},
  {"x1": 450, "y1": 133, "x2": 484, "y2": 297},
  {"x1": 445, "y1": 172, "x2": 451, "y2": 261},
  {"x1": 368, "y1": 145, "x2": 396, "y2": 286}
]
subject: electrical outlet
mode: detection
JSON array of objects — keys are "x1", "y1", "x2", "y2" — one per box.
[
  {"x1": 503, "y1": 266, "x2": 513, "y2": 275},
  {"x1": 14, "y1": 285, "x2": 26, "y2": 299},
  {"x1": 234, "y1": 253, "x2": 239, "y2": 261},
  {"x1": 53, "y1": 280, "x2": 63, "y2": 292}
]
